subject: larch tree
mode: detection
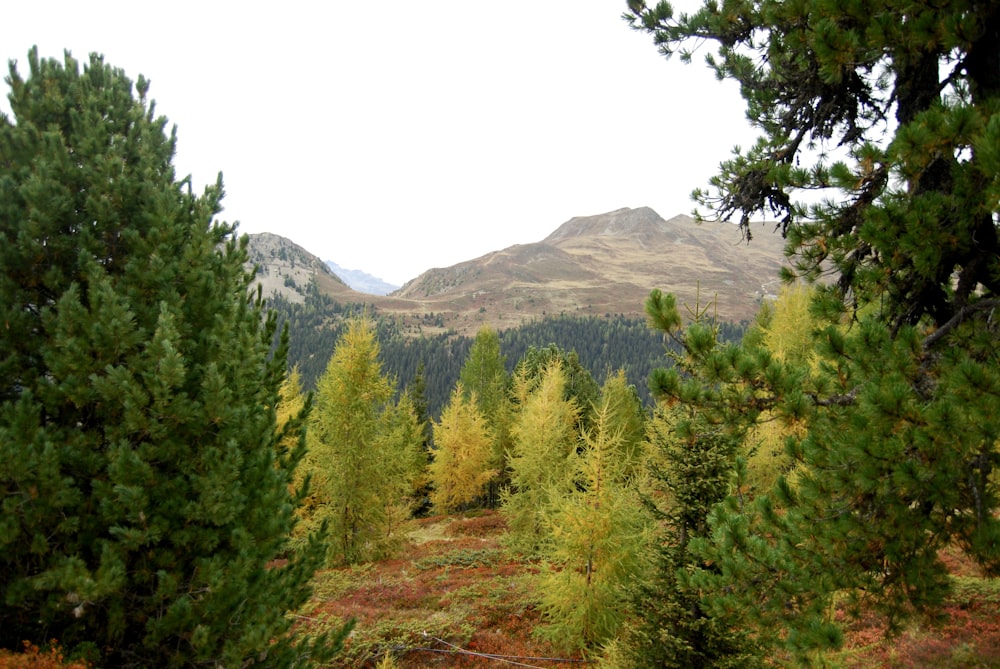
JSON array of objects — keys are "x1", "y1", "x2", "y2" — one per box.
[
  {"x1": 0, "y1": 49, "x2": 348, "y2": 666},
  {"x1": 534, "y1": 392, "x2": 652, "y2": 653},
  {"x1": 595, "y1": 369, "x2": 647, "y2": 480},
  {"x1": 428, "y1": 384, "x2": 497, "y2": 513},
  {"x1": 301, "y1": 316, "x2": 420, "y2": 565},
  {"x1": 276, "y1": 366, "x2": 309, "y2": 456},
  {"x1": 514, "y1": 344, "x2": 600, "y2": 429},
  {"x1": 626, "y1": 0, "x2": 1000, "y2": 658},
  {"x1": 458, "y1": 326, "x2": 512, "y2": 506},
  {"x1": 743, "y1": 284, "x2": 817, "y2": 494},
  {"x1": 384, "y1": 390, "x2": 431, "y2": 517},
  {"x1": 502, "y1": 360, "x2": 580, "y2": 555}
]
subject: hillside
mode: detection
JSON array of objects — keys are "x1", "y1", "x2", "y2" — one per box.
[
  {"x1": 292, "y1": 512, "x2": 1000, "y2": 668},
  {"x1": 245, "y1": 232, "x2": 353, "y2": 304},
  {"x1": 245, "y1": 207, "x2": 787, "y2": 337}
]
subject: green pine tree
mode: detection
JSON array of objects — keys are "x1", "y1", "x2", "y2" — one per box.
[
  {"x1": 0, "y1": 49, "x2": 348, "y2": 666},
  {"x1": 406, "y1": 361, "x2": 435, "y2": 516},
  {"x1": 626, "y1": 0, "x2": 1000, "y2": 658},
  {"x1": 626, "y1": 408, "x2": 761, "y2": 668}
]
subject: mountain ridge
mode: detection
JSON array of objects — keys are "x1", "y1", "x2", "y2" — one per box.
[{"x1": 246, "y1": 207, "x2": 788, "y2": 336}]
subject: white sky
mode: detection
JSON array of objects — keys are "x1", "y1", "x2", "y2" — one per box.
[{"x1": 3, "y1": 1, "x2": 758, "y2": 286}]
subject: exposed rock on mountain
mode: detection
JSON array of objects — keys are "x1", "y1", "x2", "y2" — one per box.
[
  {"x1": 245, "y1": 207, "x2": 788, "y2": 336},
  {"x1": 391, "y1": 207, "x2": 786, "y2": 332},
  {"x1": 244, "y1": 233, "x2": 350, "y2": 304}
]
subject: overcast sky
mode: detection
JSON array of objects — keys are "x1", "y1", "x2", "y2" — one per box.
[{"x1": 3, "y1": 1, "x2": 758, "y2": 285}]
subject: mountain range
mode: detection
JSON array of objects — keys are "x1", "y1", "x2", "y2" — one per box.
[
  {"x1": 245, "y1": 207, "x2": 789, "y2": 336},
  {"x1": 324, "y1": 260, "x2": 400, "y2": 295}
]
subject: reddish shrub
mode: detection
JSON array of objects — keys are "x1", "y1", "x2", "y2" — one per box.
[{"x1": 0, "y1": 642, "x2": 88, "y2": 669}]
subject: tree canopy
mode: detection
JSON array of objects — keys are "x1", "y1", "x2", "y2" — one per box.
[
  {"x1": 626, "y1": 0, "x2": 1000, "y2": 659},
  {"x1": 0, "y1": 49, "x2": 346, "y2": 666}
]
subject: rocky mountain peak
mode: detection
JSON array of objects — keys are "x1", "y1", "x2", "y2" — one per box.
[{"x1": 543, "y1": 206, "x2": 674, "y2": 243}]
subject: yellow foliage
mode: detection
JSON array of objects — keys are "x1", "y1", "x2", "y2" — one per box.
[{"x1": 429, "y1": 384, "x2": 497, "y2": 512}]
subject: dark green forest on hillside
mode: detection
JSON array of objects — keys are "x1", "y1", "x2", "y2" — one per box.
[
  {"x1": 7, "y1": 0, "x2": 1000, "y2": 664},
  {"x1": 266, "y1": 286, "x2": 747, "y2": 416}
]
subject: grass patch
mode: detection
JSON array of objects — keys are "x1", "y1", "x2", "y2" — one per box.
[{"x1": 414, "y1": 548, "x2": 502, "y2": 570}]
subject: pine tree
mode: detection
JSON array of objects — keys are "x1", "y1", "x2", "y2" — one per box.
[
  {"x1": 535, "y1": 393, "x2": 651, "y2": 653},
  {"x1": 428, "y1": 385, "x2": 498, "y2": 512},
  {"x1": 0, "y1": 49, "x2": 348, "y2": 666},
  {"x1": 626, "y1": 0, "x2": 1000, "y2": 657},
  {"x1": 301, "y1": 316, "x2": 419, "y2": 565},
  {"x1": 406, "y1": 361, "x2": 434, "y2": 516}
]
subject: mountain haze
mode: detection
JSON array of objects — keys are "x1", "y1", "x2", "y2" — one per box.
[
  {"x1": 325, "y1": 260, "x2": 399, "y2": 295},
  {"x1": 245, "y1": 207, "x2": 788, "y2": 336}
]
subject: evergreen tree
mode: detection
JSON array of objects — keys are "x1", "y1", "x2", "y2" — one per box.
[
  {"x1": 428, "y1": 385, "x2": 498, "y2": 512},
  {"x1": 535, "y1": 393, "x2": 651, "y2": 653},
  {"x1": 0, "y1": 49, "x2": 347, "y2": 666},
  {"x1": 300, "y1": 316, "x2": 419, "y2": 565},
  {"x1": 406, "y1": 361, "x2": 435, "y2": 516},
  {"x1": 626, "y1": 408, "x2": 760, "y2": 668},
  {"x1": 626, "y1": 0, "x2": 1000, "y2": 657}
]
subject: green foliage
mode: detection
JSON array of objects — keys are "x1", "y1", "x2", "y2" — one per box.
[
  {"x1": 458, "y1": 327, "x2": 512, "y2": 506},
  {"x1": 0, "y1": 49, "x2": 348, "y2": 666},
  {"x1": 534, "y1": 392, "x2": 652, "y2": 652},
  {"x1": 625, "y1": 408, "x2": 762, "y2": 668},
  {"x1": 625, "y1": 0, "x2": 1000, "y2": 659},
  {"x1": 297, "y1": 316, "x2": 422, "y2": 565},
  {"x1": 271, "y1": 294, "x2": 721, "y2": 418},
  {"x1": 413, "y1": 548, "x2": 503, "y2": 571}
]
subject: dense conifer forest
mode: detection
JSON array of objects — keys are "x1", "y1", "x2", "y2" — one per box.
[{"x1": 267, "y1": 285, "x2": 747, "y2": 416}]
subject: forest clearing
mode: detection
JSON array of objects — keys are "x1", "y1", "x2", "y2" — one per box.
[{"x1": 288, "y1": 512, "x2": 1000, "y2": 669}]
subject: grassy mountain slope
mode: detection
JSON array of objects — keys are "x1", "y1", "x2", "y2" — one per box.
[{"x1": 246, "y1": 207, "x2": 787, "y2": 337}]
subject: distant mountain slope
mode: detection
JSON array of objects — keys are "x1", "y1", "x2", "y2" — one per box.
[
  {"x1": 244, "y1": 233, "x2": 352, "y2": 304},
  {"x1": 325, "y1": 260, "x2": 399, "y2": 295},
  {"x1": 391, "y1": 207, "x2": 786, "y2": 331},
  {"x1": 245, "y1": 207, "x2": 788, "y2": 336}
]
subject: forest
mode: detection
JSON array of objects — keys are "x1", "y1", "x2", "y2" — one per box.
[
  {"x1": 266, "y1": 285, "x2": 748, "y2": 416},
  {"x1": 3, "y1": 0, "x2": 1000, "y2": 667}
]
